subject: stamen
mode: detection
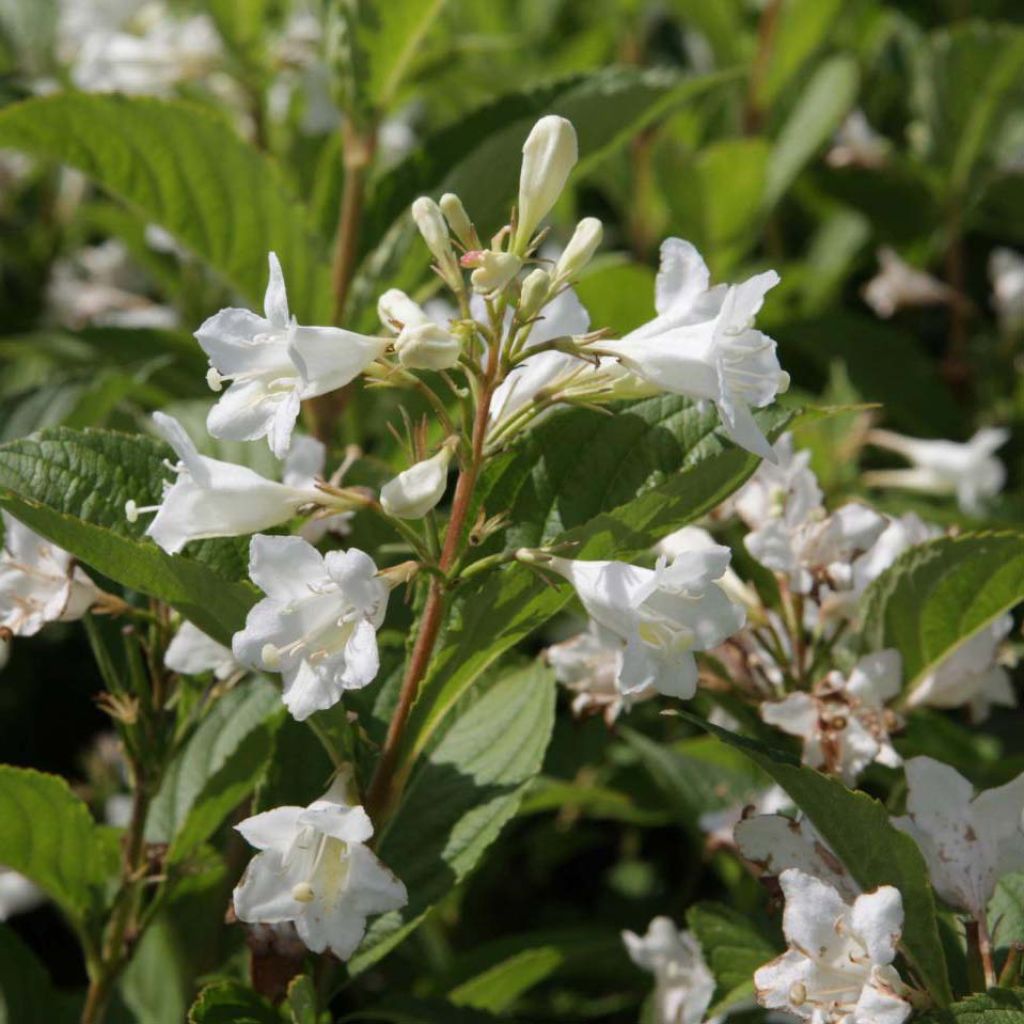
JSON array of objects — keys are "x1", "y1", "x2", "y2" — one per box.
[
  {"x1": 206, "y1": 366, "x2": 225, "y2": 392},
  {"x1": 124, "y1": 499, "x2": 161, "y2": 523},
  {"x1": 291, "y1": 882, "x2": 315, "y2": 903},
  {"x1": 261, "y1": 643, "x2": 282, "y2": 668}
]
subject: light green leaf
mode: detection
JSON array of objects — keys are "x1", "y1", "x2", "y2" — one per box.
[
  {"x1": 0, "y1": 427, "x2": 257, "y2": 645},
  {"x1": 861, "y1": 531, "x2": 1024, "y2": 701},
  {"x1": 0, "y1": 766, "x2": 118, "y2": 929},
  {"x1": 574, "y1": 261, "x2": 657, "y2": 337},
  {"x1": 991, "y1": 872, "x2": 1024, "y2": 957},
  {"x1": 449, "y1": 948, "x2": 564, "y2": 1013},
  {"x1": 679, "y1": 712, "x2": 952, "y2": 1006},
  {"x1": 350, "y1": 662, "x2": 556, "y2": 972},
  {"x1": 755, "y1": 0, "x2": 844, "y2": 107},
  {"x1": 764, "y1": 54, "x2": 859, "y2": 208},
  {"x1": 146, "y1": 679, "x2": 283, "y2": 862},
  {"x1": 187, "y1": 982, "x2": 280, "y2": 1024},
  {"x1": 0, "y1": 94, "x2": 332, "y2": 320},
  {"x1": 919, "y1": 988, "x2": 1024, "y2": 1023},
  {"x1": 686, "y1": 902, "x2": 780, "y2": 1015},
  {"x1": 283, "y1": 976, "x2": 320, "y2": 1024}
]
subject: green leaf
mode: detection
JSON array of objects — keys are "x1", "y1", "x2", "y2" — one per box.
[
  {"x1": 146, "y1": 679, "x2": 284, "y2": 862},
  {"x1": 0, "y1": 766, "x2": 118, "y2": 929},
  {"x1": 283, "y1": 976, "x2": 321, "y2": 1024},
  {"x1": 755, "y1": 0, "x2": 844, "y2": 107},
  {"x1": 574, "y1": 261, "x2": 657, "y2": 337},
  {"x1": 449, "y1": 949, "x2": 563, "y2": 1013},
  {"x1": 991, "y1": 872, "x2": 1024, "y2": 957},
  {"x1": 350, "y1": 661, "x2": 556, "y2": 971},
  {"x1": 0, "y1": 427, "x2": 257, "y2": 645},
  {"x1": 861, "y1": 532, "x2": 1024, "y2": 701},
  {"x1": 0, "y1": 94, "x2": 332, "y2": 320},
  {"x1": 400, "y1": 397, "x2": 794, "y2": 773},
  {"x1": 764, "y1": 54, "x2": 859, "y2": 208},
  {"x1": 919, "y1": 988, "x2": 1024, "y2": 1023},
  {"x1": 0, "y1": 925, "x2": 78, "y2": 1024},
  {"x1": 187, "y1": 982, "x2": 280, "y2": 1024},
  {"x1": 337, "y1": 998, "x2": 500, "y2": 1024},
  {"x1": 686, "y1": 902, "x2": 781, "y2": 1015},
  {"x1": 679, "y1": 711, "x2": 953, "y2": 1006}
]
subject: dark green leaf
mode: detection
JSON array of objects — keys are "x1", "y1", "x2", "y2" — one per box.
[
  {"x1": 187, "y1": 982, "x2": 279, "y2": 1024},
  {"x1": 920, "y1": 988, "x2": 1024, "y2": 1023}
]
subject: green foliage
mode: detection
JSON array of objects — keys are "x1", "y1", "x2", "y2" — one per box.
[
  {"x1": 188, "y1": 982, "x2": 280, "y2": 1024},
  {"x1": 0, "y1": 766, "x2": 118, "y2": 931},
  {"x1": 0, "y1": 427, "x2": 256, "y2": 644},
  {"x1": 0, "y1": 926, "x2": 78, "y2": 1024},
  {"x1": 0, "y1": 94, "x2": 332, "y2": 320},
  {"x1": 919, "y1": 989, "x2": 1024, "y2": 1023},
  {"x1": 862, "y1": 532, "x2": 1024, "y2": 699}
]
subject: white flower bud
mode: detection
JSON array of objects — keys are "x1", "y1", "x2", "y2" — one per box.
[
  {"x1": 412, "y1": 197, "x2": 457, "y2": 272},
  {"x1": 0, "y1": 633, "x2": 9, "y2": 671},
  {"x1": 380, "y1": 443, "x2": 456, "y2": 520},
  {"x1": 440, "y1": 192, "x2": 476, "y2": 249},
  {"x1": 377, "y1": 288, "x2": 430, "y2": 334},
  {"x1": 513, "y1": 115, "x2": 578, "y2": 253},
  {"x1": 518, "y1": 268, "x2": 551, "y2": 321},
  {"x1": 395, "y1": 322, "x2": 461, "y2": 371},
  {"x1": 553, "y1": 217, "x2": 603, "y2": 285},
  {"x1": 468, "y1": 250, "x2": 522, "y2": 296}
]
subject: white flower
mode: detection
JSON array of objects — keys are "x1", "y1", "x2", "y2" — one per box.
[
  {"x1": 733, "y1": 433, "x2": 823, "y2": 532},
  {"x1": 377, "y1": 288, "x2": 461, "y2": 370},
  {"x1": 232, "y1": 535, "x2": 389, "y2": 721},
  {"x1": 990, "y1": 247, "x2": 1024, "y2": 333},
  {"x1": 0, "y1": 869, "x2": 44, "y2": 921},
  {"x1": 467, "y1": 250, "x2": 523, "y2": 297},
  {"x1": 525, "y1": 542, "x2": 745, "y2": 700},
  {"x1": 656, "y1": 525, "x2": 761, "y2": 613},
  {"x1": 138, "y1": 413, "x2": 340, "y2": 555},
  {"x1": 754, "y1": 869, "x2": 911, "y2": 1024},
  {"x1": 283, "y1": 435, "x2": 354, "y2": 543},
  {"x1": 849, "y1": 513, "x2": 939, "y2": 600},
  {"x1": 0, "y1": 512, "x2": 100, "y2": 636},
  {"x1": 698, "y1": 784, "x2": 791, "y2": 851},
  {"x1": 233, "y1": 777, "x2": 406, "y2": 959},
  {"x1": 197, "y1": 252, "x2": 387, "y2": 458},
  {"x1": 513, "y1": 115, "x2": 578, "y2": 254},
  {"x1": 826, "y1": 110, "x2": 889, "y2": 169},
  {"x1": 865, "y1": 427, "x2": 1008, "y2": 515},
  {"x1": 411, "y1": 197, "x2": 461, "y2": 289},
  {"x1": 545, "y1": 620, "x2": 655, "y2": 724},
  {"x1": 761, "y1": 650, "x2": 903, "y2": 784},
  {"x1": 595, "y1": 238, "x2": 788, "y2": 461},
  {"x1": 164, "y1": 621, "x2": 238, "y2": 680},
  {"x1": 893, "y1": 756, "x2": 1024, "y2": 918},
  {"x1": 862, "y1": 248, "x2": 952, "y2": 318},
  {"x1": 734, "y1": 812, "x2": 856, "y2": 900},
  {"x1": 622, "y1": 917, "x2": 720, "y2": 1024},
  {"x1": 379, "y1": 443, "x2": 455, "y2": 520},
  {"x1": 907, "y1": 615, "x2": 1015, "y2": 720}
]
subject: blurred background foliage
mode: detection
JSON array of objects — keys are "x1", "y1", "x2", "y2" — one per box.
[{"x1": 0, "y1": 0, "x2": 1022, "y2": 1021}]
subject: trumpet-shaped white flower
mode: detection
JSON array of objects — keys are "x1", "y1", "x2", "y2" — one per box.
[
  {"x1": 233, "y1": 778, "x2": 406, "y2": 960},
  {"x1": 595, "y1": 238, "x2": 788, "y2": 461},
  {"x1": 164, "y1": 621, "x2": 238, "y2": 680},
  {"x1": 754, "y1": 870, "x2": 911, "y2": 1024},
  {"x1": 865, "y1": 428, "x2": 1008, "y2": 515},
  {"x1": 138, "y1": 413, "x2": 338, "y2": 555},
  {"x1": 0, "y1": 512, "x2": 100, "y2": 636},
  {"x1": 862, "y1": 248, "x2": 952, "y2": 318},
  {"x1": 761, "y1": 651, "x2": 903, "y2": 784},
  {"x1": 377, "y1": 288, "x2": 461, "y2": 370},
  {"x1": 656, "y1": 525, "x2": 761, "y2": 613},
  {"x1": 622, "y1": 917, "x2": 720, "y2": 1024},
  {"x1": 526, "y1": 542, "x2": 745, "y2": 700},
  {"x1": 545, "y1": 620, "x2": 656, "y2": 724},
  {"x1": 380, "y1": 444, "x2": 454, "y2": 520},
  {"x1": 232, "y1": 535, "x2": 389, "y2": 721},
  {"x1": 908, "y1": 615, "x2": 1015, "y2": 720},
  {"x1": 733, "y1": 433, "x2": 823, "y2": 532},
  {"x1": 893, "y1": 756, "x2": 1024, "y2": 917},
  {"x1": 197, "y1": 252, "x2": 387, "y2": 458},
  {"x1": 513, "y1": 116, "x2": 578, "y2": 253},
  {"x1": 0, "y1": 869, "x2": 44, "y2": 921}
]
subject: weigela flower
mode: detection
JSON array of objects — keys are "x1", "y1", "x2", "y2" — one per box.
[
  {"x1": 656, "y1": 525, "x2": 761, "y2": 614},
  {"x1": 862, "y1": 248, "x2": 952, "y2": 318},
  {"x1": 754, "y1": 869, "x2": 911, "y2": 1024},
  {"x1": 164, "y1": 621, "x2": 238, "y2": 680},
  {"x1": 233, "y1": 777, "x2": 406, "y2": 960},
  {"x1": 197, "y1": 252, "x2": 387, "y2": 457},
  {"x1": 733, "y1": 433, "x2": 823, "y2": 532},
  {"x1": 513, "y1": 115, "x2": 579, "y2": 253},
  {"x1": 379, "y1": 442, "x2": 455, "y2": 520},
  {"x1": 698, "y1": 785, "x2": 791, "y2": 852},
  {"x1": 138, "y1": 413, "x2": 345, "y2": 554},
  {"x1": 594, "y1": 238, "x2": 789, "y2": 461},
  {"x1": 865, "y1": 427, "x2": 1008, "y2": 515},
  {"x1": 0, "y1": 869, "x2": 44, "y2": 922},
  {"x1": 849, "y1": 513, "x2": 939, "y2": 600},
  {"x1": 826, "y1": 110, "x2": 889, "y2": 169},
  {"x1": 232, "y1": 535, "x2": 389, "y2": 721},
  {"x1": 0, "y1": 511, "x2": 100, "y2": 636},
  {"x1": 761, "y1": 650, "x2": 904, "y2": 784},
  {"x1": 377, "y1": 288, "x2": 461, "y2": 370},
  {"x1": 907, "y1": 615, "x2": 1016, "y2": 720},
  {"x1": 524, "y1": 542, "x2": 745, "y2": 700},
  {"x1": 734, "y1": 813, "x2": 856, "y2": 900},
  {"x1": 282, "y1": 435, "x2": 354, "y2": 544},
  {"x1": 622, "y1": 917, "x2": 720, "y2": 1024},
  {"x1": 893, "y1": 756, "x2": 1024, "y2": 918},
  {"x1": 545, "y1": 620, "x2": 656, "y2": 724}
]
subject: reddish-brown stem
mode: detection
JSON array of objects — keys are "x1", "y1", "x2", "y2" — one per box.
[{"x1": 366, "y1": 339, "x2": 497, "y2": 822}]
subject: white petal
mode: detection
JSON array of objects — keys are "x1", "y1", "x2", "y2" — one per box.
[
  {"x1": 778, "y1": 869, "x2": 848, "y2": 960},
  {"x1": 296, "y1": 902, "x2": 366, "y2": 960},
  {"x1": 282, "y1": 435, "x2": 327, "y2": 488},
  {"x1": 233, "y1": 849, "x2": 302, "y2": 923},
  {"x1": 297, "y1": 801, "x2": 373, "y2": 844},
  {"x1": 654, "y1": 237, "x2": 711, "y2": 318},
  {"x1": 248, "y1": 534, "x2": 326, "y2": 601},
  {"x1": 343, "y1": 842, "x2": 407, "y2": 917},
  {"x1": 235, "y1": 806, "x2": 303, "y2": 852},
  {"x1": 281, "y1": 659, "x2": 345, "y2": 721},
  {"x1": 264, "y1": 252, "x2": 290, "y2": 327},
  {"x1": 206, "y1": 378, "x2": 287, "y2": 445},
  {"x1": 850, "y1": 886, "x2": 903, "y2": 964},
  {"x1": 846, "y1": 649, "x2": 902, "y2": 706},
  {"x1": 290, "y1": 326, "x2": 387, "y2": 395},
  {"x1": 151, "y1": 411, "x2": 210, "y2": 486},
  {"x1": 761, "y1": 693, "x2": 817, "y2": 740}
]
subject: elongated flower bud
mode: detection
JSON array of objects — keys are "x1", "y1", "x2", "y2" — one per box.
[
  {"x1": 412, "y1": 197, "x2": 461, "y2": 290},
  {"x1": 513, "y1": 116, "x2": 578, "y2": 254},
  {"x1": 553, "y1": 217, "x2": 603, "y2": 286},
  {"x1": 518, "y1": 268, "x2": 551, "y2": 320},
  {"x1": 440, "y1": 193, "x2": 477, "y2": 249},
  {"x1": 380, "y1": 443, "x2": 456, "y2": 520},
  {"x1": 466, "y1": 250, "x2": 522, "y2": 297},
  {"x1": 395, "y1": 322, "x2": 461, "y2": 371}
]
